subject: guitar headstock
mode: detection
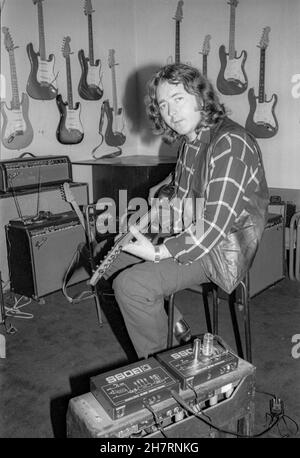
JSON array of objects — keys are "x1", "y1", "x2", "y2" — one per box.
[
  {"x1": 173, "y1": 0, "x2": 184, "y2": 22},
  {"x1": 61, "y1": 36, "x2": 72, "y2": 58},
  {"x1": 33, "y1": 0, "x2": 44, "y2": 5},
  {"x1": 258, "y1": 26, "x2": 271, "y2": 49},
  {"x1": 83, "y1": 0, "x2": 94, "y2": 16},
  {"x1": 227, "y1": 0, "x2": 239, "y2": 7},
  {"x1": 108, "y1": 49, "x2": 116, "y2": 68},
  {"x1": 201, "y1": 34, "x2": 212, "y2": 56},
  {"x1": 60, "y1": 182, "x2": 75, "y2": 204},
  {"x1": 2, "y1": 27, "x2": 14, "y2": 52}
]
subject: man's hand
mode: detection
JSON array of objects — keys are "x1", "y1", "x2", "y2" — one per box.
[{"x1": 122, "y1": 226, "x2": 171, "y2": 262}]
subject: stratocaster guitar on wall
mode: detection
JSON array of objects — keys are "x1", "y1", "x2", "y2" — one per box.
[
  {"x1": 56, "y1": 37, "x2": 84, "y2": 145},
  {"x1": 1, "y1": 27, "x2": 34, "y2": 150},
  {"x1": 174, "y1": 0, "x2": 184, "y2": 63},
  {"x1": 217, "y1": 0, "x2": 247, "y2": 95},
  {"x1": 199, "y1": 34, "x2": 211, "y2": 78},
  {"x1": 78, "y1": 0, "x2": 103, "y2": 101},
  {"x1": 245, "y1": 27, "x2": 278, "y2": 138},
  {"x1": 26, "y1": 0, "x2": 58, "y2": 100},
  {"x1": 99, "y1": 49, "x2": 126, "y2": 149}
]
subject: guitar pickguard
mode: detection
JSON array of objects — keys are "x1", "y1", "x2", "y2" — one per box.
[
  {"x1": 1, "y1": 94, "x2": 34, "y2": 150},
  {"x1": 36, "y1": 55, "x2": 57, "y2": 87},
  {"x1": 65, "y1": 107, "x2": 84, "y2": 133}
]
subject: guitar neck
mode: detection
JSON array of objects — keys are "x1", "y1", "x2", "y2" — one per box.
[
  {"x1": 202, "y1": 55, "x2": 207, "y2": 78},
  {"x1": 175, "y1": 21, "x2": 180, "y2": 63},
  {"x1": 258, "y1": 48, "x2": 266, "y2": 102},
  {"x1": 228, "y1": 4, "x2": 236, "y2": 59},
  {"x1": 65, "y1": 57, "x2": 74, "y2": 108},
  {"x1": 87, "y1": 14, "x2": 94, "y2": 65},
  {"x1": 37, "y1": 1, "x2": 46, "y2": 60},
  {"x1": 8, "y1": 50, "x2": 20, "y2": 109},
  {"x1": 111, "y1": 62, "x2": 119, "y2": 131}
]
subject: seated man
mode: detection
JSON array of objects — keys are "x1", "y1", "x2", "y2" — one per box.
[{"x1": 94, "y1": 63, "x2": 269, "y2": 360}]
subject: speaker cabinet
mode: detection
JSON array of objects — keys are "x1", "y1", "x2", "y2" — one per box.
[
  {"x1": 6, "y1": 212, "x2": 88, "y2": 299},
  {"x1": 0, "y1": 182, "x2": 88, "y2": 287}
]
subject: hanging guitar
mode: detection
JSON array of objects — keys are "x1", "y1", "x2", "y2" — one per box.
[
  {"x1": 56, "y1": 36, "x2": 84, "y2": 145},
  {"x1": 78, "y1": 0, "x2": 103, "y2": 101},
  {"x1": 26, "y1": 0, "x2": 58, "y2": 100},
  {"x1": 166, "y1": 0, "x2": 184, "y2": 64},
  {"x1": 1, "y1": 27, "x2": 34, "y2": 150},
  {"x1": 245, "y1": 27, "x2": 278, "y2": 138},
  {"x1": 97, "y1": 49, "x2": 126, "y2": 154},
  {"x1": 217, "y1": 0, "x2": 248, "y2": 95},
  {"x1": 199, "y1": 34, "x2": 211, "y2": 78}
]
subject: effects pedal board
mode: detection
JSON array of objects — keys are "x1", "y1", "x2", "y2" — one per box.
[
  {"x1": 90, "y1": 357, "x2": 180, "y2": 420},
  {"x1": 156, "y1": 334, "x2": 239, "y2": 389}
]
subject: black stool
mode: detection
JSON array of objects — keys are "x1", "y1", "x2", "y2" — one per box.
[{"x1": 166, "y1": 274, "x2": 252, "y2": 362}]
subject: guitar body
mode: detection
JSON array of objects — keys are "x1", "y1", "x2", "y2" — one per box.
[
  {"x1": 56, "y1": 94, "x2": 84, "y2": 145},
  {"x1": 245, "y1": 88, "x2": 278, "y2": 138},
  {"x1": 26, "y1": 43, "x2": 58, "y2": 100},
  {"x1": 217, "y1": 45, "x2": 248, "y2": 95},
  {"x1": 78, "y1": 49, "x2": 103, "y2": 100},
  {"x1": 103, "y1": 99, "x2": 126, "y2": 147},
  {"x1": 1, "y1": 93, "x2": 34, "y2": 150}
]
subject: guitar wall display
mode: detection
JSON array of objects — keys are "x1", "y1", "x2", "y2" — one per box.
[
  {"x1": 99, "y1": 49, "x2": 126, "y2": 149},
  {"x1": 199, "y1": 34, "x2": 211, "y2": 78},
  {"x1": 56, "y1": 36, "x2": 84, "y2": 145},
  {"x1": 245, "y1": 27, "x2": 278, "y2": 138},
  {"x1": 78, "y1": 0, "x2": 103, "y2": 101},
  {"x1": 217, "y1": 0, "x2": 248, "y2": 95},
  {"x1": 1, "y1": 27, "x2": 34, "y2": 150},
  {"x1": 26, "y1": 0, "x2": 58, "y2": 100}
]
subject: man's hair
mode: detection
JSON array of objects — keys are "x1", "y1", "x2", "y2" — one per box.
[{"x1": 145, "y1": 63, "x2": 226, "y2": 144}]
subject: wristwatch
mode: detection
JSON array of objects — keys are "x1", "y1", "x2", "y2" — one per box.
[{"x1": 154, "y1": 245, "x2": 161, "y2": 263}]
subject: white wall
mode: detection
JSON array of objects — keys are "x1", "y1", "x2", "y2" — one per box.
[{"x1": 1, "y1": 0, "x2": 300, "y2": 190}]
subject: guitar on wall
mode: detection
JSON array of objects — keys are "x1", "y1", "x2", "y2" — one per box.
[
  {"x1": 56, "y1": 36, "x2": 84, "y2": 145},
  {"x1": 26, "y1": 0, "x2": 58, "y2": 100},
  {"x1": 99, "y1": 49, "x2": 126, "y2": 150},
  {"x1": 245, "y1": 27, "x2": 278, "y2": 138},
  {"x1": 1, "y1": 27, "x2": 34, "y2": 150},
  {"x1": 199, "y1": 34, "x2": 211, "y2": 78},
  {"x1": 217, "y1": 0, "x2": 248, "y2": 95},
  {"x1": 78, "y1": 0, "x2": 103, "y2": 101}
]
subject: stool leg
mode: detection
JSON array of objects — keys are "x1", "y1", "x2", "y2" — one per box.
[
  {"x1": 167, "y1": 294, "x2": 175, "y2": 348},
  {"x1": 240, "y1": 276, "x2": 252, "y2": 363},
  {"x1": 228, "y1": 290, "x2": 244, "y2": 359},
  {"x1": 212, "y1": 285, "x2": 219, "y2": 335}
]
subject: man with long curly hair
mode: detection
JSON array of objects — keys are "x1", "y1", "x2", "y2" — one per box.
[{"x1": 102, "y1": 63, "x2": 269, "y2": 360}]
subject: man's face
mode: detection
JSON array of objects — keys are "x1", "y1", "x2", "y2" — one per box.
[{"x1": 156, "y1": 81, "x2": 202, "y2": 141}]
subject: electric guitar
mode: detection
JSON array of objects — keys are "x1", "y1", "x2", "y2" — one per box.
[
  {"x1": 245, "y1": 27, "x2": 278, "y2": 138},
  {"x1": 89, "y1": 184, "x2": 176, "y2": 287},
  {"x1": 217, "y1": 0, "x2": 248, "y2": 95},
  {"x1": 26, "y1": 0, "x2": 58, "y2": 100},
  {"x1": 1, "y1": 27, "x2": 34, "y2": 150},
  {"x1": 56, "y1": 37, "x2": 84, "y2": 145},
  {"x1": 199, "y1": 34, "x2": 211, "y2": 78},
  {"x1": 167, "y1": 0, "x2": 184, "y2": 64},
  {"x1": 78, "y1": 0, "x2": 103, "y2": 101},
  {"x1": 99, "y1": 49, "x2": 126, "y2": 148}
]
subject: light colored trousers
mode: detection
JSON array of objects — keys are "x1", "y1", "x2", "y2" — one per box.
[{"x1": 106, "y1": 252, "x2": 209, "y2": 359}]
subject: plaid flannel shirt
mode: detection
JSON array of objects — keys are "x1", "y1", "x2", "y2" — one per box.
[{"x1": 163, "y1": 123, "x2": 263, "y2": 264}]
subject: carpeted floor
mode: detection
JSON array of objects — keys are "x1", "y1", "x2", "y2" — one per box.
[{"x1": 0, "y1": 277, "x2": 299, "y2": 438}]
